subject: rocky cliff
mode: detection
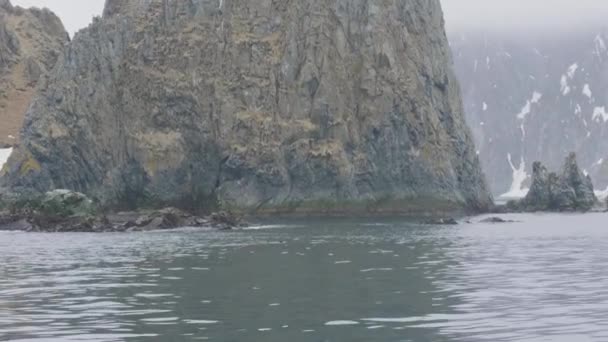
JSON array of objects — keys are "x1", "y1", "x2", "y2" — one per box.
[
  {"x1": 0, "y1": 0, "x2": 67, "y2": 147},
  {"x1": 450, "y1": 30, "x2": 608, "y2": 198},
  {"x1": 1, "y1": 0, "x2": 492, "y2": 215}
]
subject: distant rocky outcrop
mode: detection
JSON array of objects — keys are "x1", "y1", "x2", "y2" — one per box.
[
  {"x1": 0, "y1": 0, "x2": 492, "y2": 216},
  {"x1": 511, "y1": 153, "x2": 597, "y2": 212},
  {"x1": 0, "y1": 0, "x2": 67, "y2": 146}
]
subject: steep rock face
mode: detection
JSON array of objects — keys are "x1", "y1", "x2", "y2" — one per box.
[
  {"x1": 0, "y1": 0, "x2": 67, "y2": 146},
  {"x1": 518, "y1": 153, "x2": 597, "y2": 211},
  {"x1": 450, "y1": 30, "x2": 608, "y2": 198},
  {"x1": 2, "y1": 0, "x2": 491, "y2": 214}
]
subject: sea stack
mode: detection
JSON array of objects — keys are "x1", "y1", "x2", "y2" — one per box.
[
  {"x1": 517, "y1": 153, "x2": 597, "y2": 212},
  {"x1": 1, "y1": 0, "x2": 492, "y2": 215}
]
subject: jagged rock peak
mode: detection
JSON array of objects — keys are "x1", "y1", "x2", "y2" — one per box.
[
  {"x1": 517, "y1": 153, "x2": 597, "y2": 212},
  {"x1": 2, "y1": 0, "x2": 492, "y2": 215}
]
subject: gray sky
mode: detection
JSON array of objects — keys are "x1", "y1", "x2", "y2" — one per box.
[
  {"x1": 441, "y1": 0, "x2": 608, "y2": 32},
  {"x1": 12, "y1": 0, "x2": 105, "y2": 36},
  {"x1": 11, "y1": 0, "x2": 608, "y2": 36}
]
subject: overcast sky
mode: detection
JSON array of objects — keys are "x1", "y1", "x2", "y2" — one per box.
[
  {"x1": 10, "y1": 0, "x2": 608, "y2": 36},
  {"x1": 441, "y1": 0, "x2": 608, "y2": 32},
  {"x1": 12, "y1": 0, "x2": 105, "y2": 36}
]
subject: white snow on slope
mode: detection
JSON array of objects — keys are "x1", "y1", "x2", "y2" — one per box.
[
  {"x1": 517, "y1": 92, "x2": 542, "y2": 121},
  {"x1": 517, "y1": 101, "x2": 531, "y2": 120},
  {"x1": 483, "y1": 102, "x2": 488, "y2": 111},
  {"x1": 596, "y1": 187, "x2": 608, "y2": 201},
  {"x1": 500, "y1": 153, "x2": 530, "y2": 199},
  {"x1": 592, "y1": 106, "x2": 608, "y2": 122},
  {"x1": 560, "y1": 75, "x2": 571, "y2": 95},
  {"x1": 567, "y1": 63, "x2": 579, "y2": 78},
  {"x1": 0, "y1": 148, "x2": 12, "y2": 169},
  {"x1": 583, "y1": 84, "x2": 593, "y2": 98},
  {"x1": 594, "y1": 34, "x2": 607, "y2": 61}
]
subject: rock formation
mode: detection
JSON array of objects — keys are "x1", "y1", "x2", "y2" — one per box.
[
  {"x1": 1, "y1": 0, "x2": 492, "y2": 215},
  {"x1": 514, "y1": 153, "x2": 597, "y2": 212},
  {"x1": 450, "y1": 30, "x2": 608, "y2": 197},
  {"x1": 0, "y1": 0, "x2": 67, "y2": 147}
]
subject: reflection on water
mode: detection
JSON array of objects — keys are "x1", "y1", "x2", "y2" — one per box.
[{"x1": 1, "y1": 213, "x2": 608, "y2": 341}]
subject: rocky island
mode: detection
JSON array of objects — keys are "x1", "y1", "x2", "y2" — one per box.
[
  {"x1": 0, "y1": 0, "x2": 493, "y2": 232},
  {"x1": 506, "y1": 153, "x2": 598, "y2": 212}
]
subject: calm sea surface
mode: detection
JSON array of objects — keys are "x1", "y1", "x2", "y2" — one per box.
[{"x1": 1, "y1": 213, "x2": 608, "y2": 341}]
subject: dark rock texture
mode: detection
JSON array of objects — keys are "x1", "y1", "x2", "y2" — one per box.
[
  {"x1": 516, "y1": 153, "x2": 597, "y2": 212},
  {"x1": 0, "y1": 190, "x2": 247, "y2": 232},
  {"x1": 479, "y1": 217, "x2": 513, "y2": 224},
  {"x1": 0, "y1": 0, "x2": 67, "y2": 146},
  {"x1": 1, "y1": 0, "x2": 492, "y2": 215},
  {"x1": 450, "y1": 30, "x2": 608, "y2": 197}
]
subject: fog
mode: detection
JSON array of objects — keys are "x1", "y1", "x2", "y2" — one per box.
[
  {"x1": 441, "y1": 0, "x2": 608, "y2": 33},
  {"x1": 10, "y1": 0, "x2": 608, "y2": 36}
]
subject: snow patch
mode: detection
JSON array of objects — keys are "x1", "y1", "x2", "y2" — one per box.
[
  {"x1": 597, "y1": 159, "x2": 604, "y2": 166},
  {"x1": 482, "y1": 102, "x2": 488, "y2": 111},
  {"x1": 0, "y1": 148, "x2": 12, "y2": 169},
  {"x1": 592, "y1": 106, "x2": 608, "y2": 122},
  {"x1": 567, "y1": 63, "x2": 579, "y2": 78},
  {"x1": 596, "y1": 187, "x2": 608, "y2": 201},
  {"x1": 594, "y1": 34, "x2": 607, "y2": 61},
  {"x1": 516, "y1": 101, "x2": 531, "y2": 120},
  {"x1": 516, "y1": 92, "x2": 541, "y2": 121},
  {"x1": 500, "y1": 154, "x2": 529, "y2": 199},
  {"x1": 531, "y1": 91, "x2": 542, "y2": 104},
  {"x1": 486, "y1": 56, "x2": 491, "y2": 69},
  {"x1": 560, "y1": 75, "x2": 571, "y2": 95},
  {"x1": 583, "y1": 84, "x2": 593, "y2": 98}
]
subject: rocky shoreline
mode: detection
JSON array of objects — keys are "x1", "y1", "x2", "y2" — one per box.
[
  {"x1": 0, "y1": 190, "x2": 247, "y2": 233},
  {"x1": 1, "y1": 154, "x2": 605, "y2": 233}
]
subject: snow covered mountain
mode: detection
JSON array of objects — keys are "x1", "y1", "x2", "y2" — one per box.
[{"x1": 450, "y1": 29, "x2": 608, "y2": 198}]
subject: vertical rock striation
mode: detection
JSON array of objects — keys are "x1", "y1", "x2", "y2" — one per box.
[
  {"x1": 1, "y1": 0, "x2": 492, "y2": 215},
  {"x1": 0, "y1": 0, "x2": 67, "y2": 147}
]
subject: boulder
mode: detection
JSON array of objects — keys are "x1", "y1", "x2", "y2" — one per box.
[
  {"x1": 40, "y1": 189, "x2": 96, "y2": 217},
  {"x1": 479, "y1": 217, "x2": 514, "y2": 223}
]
